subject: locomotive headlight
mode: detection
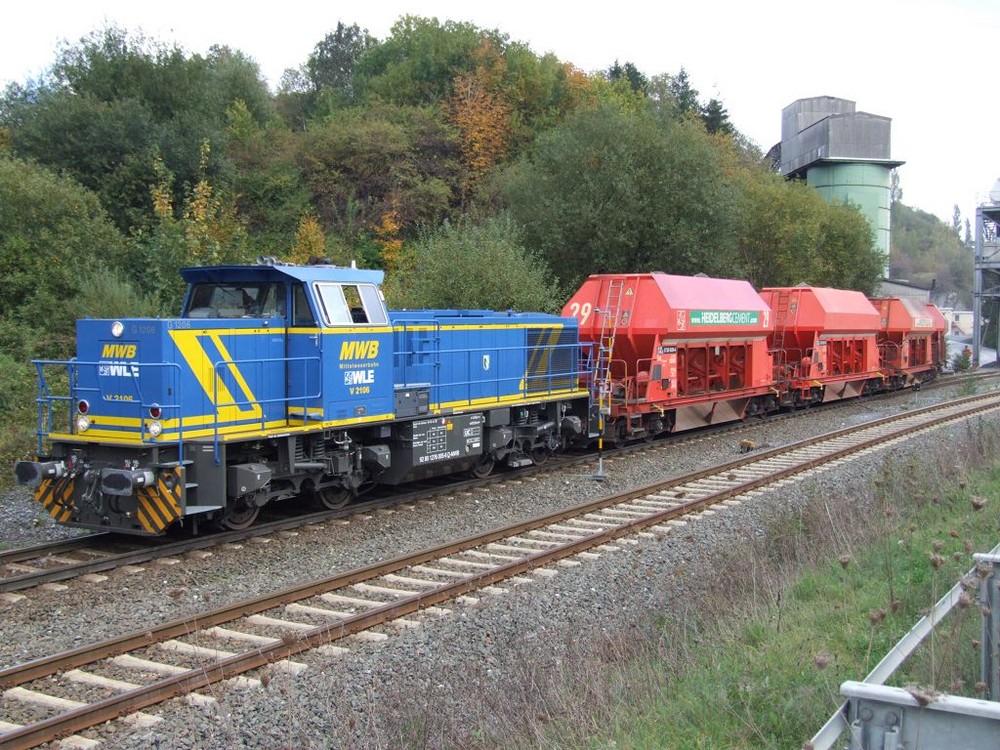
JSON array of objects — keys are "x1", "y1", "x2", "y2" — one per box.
[
  {"x1": 147, "y1": 420, "x2": 163, "y2": 437},
  {"x1": 75, "y1": 415, "x2": 91, "y2": 432},
  {"x1": 111, "y1": 321, "x2": 124, "y2": 338}
]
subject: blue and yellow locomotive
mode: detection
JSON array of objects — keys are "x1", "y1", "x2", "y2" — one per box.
[{"x1": 15, "y1": 259, "x2": 593, "y2": 535}]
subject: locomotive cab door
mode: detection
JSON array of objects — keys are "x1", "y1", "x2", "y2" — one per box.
[
  {"x1": 286, "y1": 283, "x2": 323, "y2": 424},
  {"x1": 313, "y1": 281, "x2": 395, "y2": 424}
]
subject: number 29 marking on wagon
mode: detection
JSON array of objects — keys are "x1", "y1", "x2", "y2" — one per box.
[{"x1": 567, "y1": 302, "x2": 592, "y2": 326}]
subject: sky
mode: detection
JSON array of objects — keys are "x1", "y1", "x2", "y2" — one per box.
[{"x1": 2, "y1": 0, "x2": 998, "y2": 227}]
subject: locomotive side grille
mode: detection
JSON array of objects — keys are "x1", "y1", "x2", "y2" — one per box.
[{"x1": 525, "y1": 327, "x2": 576, "y2": 394}]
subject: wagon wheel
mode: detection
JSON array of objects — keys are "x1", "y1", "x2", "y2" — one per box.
[
  {"x1": 314, "y1": 485, "x2": 353, "y2": 510},
  {"x1": 611, "y1": 420, "x2": 629, "y2": 448},
  {"x1": 470, "y1": 453, "x2": 495, "y2": 479},
  {"x1": 220, "y1": 499, "x2": 260, "y2": 530},
  {"x1": 530, "y1": 445, "x2": 551, "y2": 466}
]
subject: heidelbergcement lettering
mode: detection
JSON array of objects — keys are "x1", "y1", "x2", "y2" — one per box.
[{"x1": 689, "y1": 310, "x2": 760, "y2": 326}]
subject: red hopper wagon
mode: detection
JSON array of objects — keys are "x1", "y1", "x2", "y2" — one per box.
[
  {"x1": 563, "y1": 273, "x2": 776, "y2": 442},
  {"x1": 760, "y1": 286, "x2": 882, "y2": 405},
  {"x1": 870, "y1": 297, "x2": 947, "y2": 388}
]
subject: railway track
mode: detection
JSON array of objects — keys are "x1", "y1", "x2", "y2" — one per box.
[
  {"x1": 1, "y1": 389, "x2": 998, "y2": 749},
  {"x1": 2, "y1": 370, "x2": 995, "y2": 595}
]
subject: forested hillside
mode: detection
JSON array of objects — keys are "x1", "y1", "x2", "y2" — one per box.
[
  {"x1": 890, "y1": 199, "x2": 973, "y2": 307},
  {"x1": 0, "y1": 17, "x2": 934, "y2": 466}
]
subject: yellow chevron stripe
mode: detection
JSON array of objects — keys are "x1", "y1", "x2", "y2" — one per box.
[{"x1": 167, "y1": 329, "x2": 262, "y2": 422}]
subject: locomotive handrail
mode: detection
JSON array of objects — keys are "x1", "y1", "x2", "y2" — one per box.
[
  {"x1": 209, "y1": 354, "x2": 322, "y2": 465},
  {"x1": 391, "y1": 338, "x2": 587, "y2": 407},
  {"x1": 29, "y1": 359, "x2": 183, "y2": 453}
]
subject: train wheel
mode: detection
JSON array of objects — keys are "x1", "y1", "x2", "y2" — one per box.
[
  {"x1": 470, "y1": 454, "x2": 495, "y2": 479},
  {"x1": 530, "y1": 446, "x2": 550, "y2": 465},
  {"x1": 220, "y1": 501, "x2": 260, "y2": 531},
  {"x1": 315, "y1": 486, "x2": 353, "y2": 510}
]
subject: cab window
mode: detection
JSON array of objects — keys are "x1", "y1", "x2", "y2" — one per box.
[
  {"x1": 185, "y1": 283, "x2": 285, "y2": 318},
  {"x1": 315, "y1": 283, "x2": 387, "y2": 326},
  {"x1": 292, "y1": 284, "x2": 316, "y2": 326}
]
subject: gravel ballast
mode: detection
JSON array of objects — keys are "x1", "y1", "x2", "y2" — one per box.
[{"x1": 0, "y1": 381, "x2": 995, "y2": 748}]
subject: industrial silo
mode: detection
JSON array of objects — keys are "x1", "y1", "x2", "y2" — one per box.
[{"x1": 779, "y1": 96, "x2": 903, "y2": 262}]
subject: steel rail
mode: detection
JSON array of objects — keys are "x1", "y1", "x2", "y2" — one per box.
[
  {"x1": 2, "y1": 371, "x2": 991, "y2": 593},
  {"x1": 1, "y1": 392, "x2": 998, "y2": 748}
]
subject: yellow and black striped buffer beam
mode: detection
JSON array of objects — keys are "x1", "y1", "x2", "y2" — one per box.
[
  {"x1": 136, "y1": 468, "x2": 184, "y2": 534},
  {"x1": 35, "y1": 476, "x2": 75, "y2": 524}
]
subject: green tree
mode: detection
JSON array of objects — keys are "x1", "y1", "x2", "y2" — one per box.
[
  {"x1": 296, "y1": 104, "x2": 460, "y2": 243},
  {"x1": 226, "y1": 99, "x2": 311, "y2": 250},
  {"x1": 607, "y1": 60, "x2": 647, "y2": 93},
  {"x1": 0, "y1": 156, "x2": 131, "y2": 358},
  {"x1": 2, "y1": 86, "x2": 161, "y2": 230},
  {"x1": 501, "y1": 102, "x2": 739, "y2": 292},
  {"x1": 890, "y1": 168, "x2": 902, "y2": 204},
  {"x1": 307, "y1": 22, "x2": 376, "y2": 104},
  {"x1": 382, "y1": 214, "x2": 561, "y2": 311},
  {"x1": 701, "y1": 98, "x2": 733, "y2": 135},
  {"x1": 667, "y1": 67, "x2": 700, "y2": 115},
  {"x1": 735, "y1": 170, "x2": 883, "y2": 293},
  {"x1": 1, "y1": 26, "x2": 273, "y2": 233},
  {"x1": 891, "y1": 202, "x2": 972, "y2": 306},
  {"x1": 814, "y1": 202, "x2": 883, "y2": 292},
  {"x1": 354, "y1": 16, "x2": 505, "y2": 105}
]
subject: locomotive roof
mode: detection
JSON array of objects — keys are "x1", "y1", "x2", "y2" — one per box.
[{"x1": 180, "y1": 262, "x2": 385, "y2": 286}]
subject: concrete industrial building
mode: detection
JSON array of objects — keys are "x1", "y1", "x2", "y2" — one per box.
[{"x1": 778, "y1": 96, "x2": 904, "y2": 261}]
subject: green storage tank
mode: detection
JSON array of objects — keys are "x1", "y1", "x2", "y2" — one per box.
[{"x1": 807, "y1": 161, "x2": 893, "y2": 255}]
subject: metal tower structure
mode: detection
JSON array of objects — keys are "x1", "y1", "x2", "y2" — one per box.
[{"x1": 972, "y1": 192, "x2": 1000, "y2": 367}]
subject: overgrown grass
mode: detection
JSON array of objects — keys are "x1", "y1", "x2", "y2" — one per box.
[{"x1": 530, "y1": 420, "x2": 1000, "y2": 750}]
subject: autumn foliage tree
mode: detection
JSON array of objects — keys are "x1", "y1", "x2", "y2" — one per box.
[
  {"x1": 449, "y1": 40, "x2": 512, "y2": 196},
  {"x1": 289, "y1": 213, "x2": 327, "y2": 263}
]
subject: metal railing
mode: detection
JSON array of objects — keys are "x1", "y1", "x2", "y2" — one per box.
[{"x1": 810, "y1": 543, "x2": 1000, "y2": 749}]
